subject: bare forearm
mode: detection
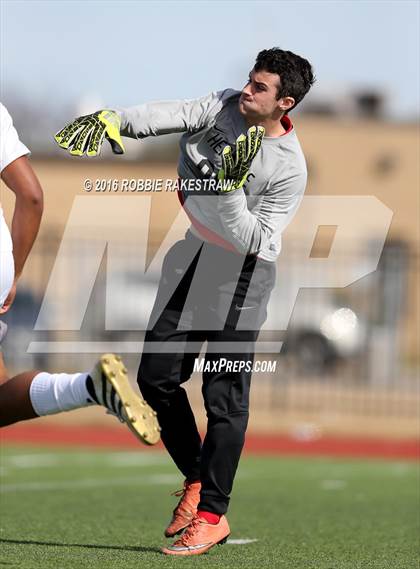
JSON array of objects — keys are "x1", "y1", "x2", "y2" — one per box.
[
  {"x1": 1, "y1": 156, "x2": 44, "y2": 279},
  {"x1": 11, "y1": 195, "x2": 43, "y2": 277}
]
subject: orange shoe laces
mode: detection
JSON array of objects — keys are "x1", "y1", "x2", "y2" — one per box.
[
  {"x1": 171, "y1": 480, "x2": 200, "y2": 513},
  {"x1": 175, "y1": 515, "x2": 206, "y2": 546}
]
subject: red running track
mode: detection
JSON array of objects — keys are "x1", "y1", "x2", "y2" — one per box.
[{"x1": 1, "y1": 423, "x2": 419, "y2": 461}]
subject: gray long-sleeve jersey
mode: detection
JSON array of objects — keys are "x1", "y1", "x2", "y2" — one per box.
[{"x1": 119, "y1": 89, "x2": 307, "y2": 262}]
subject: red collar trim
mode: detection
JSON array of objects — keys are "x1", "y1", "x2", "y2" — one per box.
[{"x1": 280, "y1": 115, "x2": 293, "y2": 135}]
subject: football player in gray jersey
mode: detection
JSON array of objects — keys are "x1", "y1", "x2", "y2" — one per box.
[{"x1": 56, "y1": 47, "x2": 315, "y2": 556}]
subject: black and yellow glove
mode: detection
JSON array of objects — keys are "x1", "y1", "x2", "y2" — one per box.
[
  {"x1": 54, "y1": 110, "x2": 125, "y2": 157},
  {"x1": 217, "y1": 125, "x2": 265, "y2": 192}
]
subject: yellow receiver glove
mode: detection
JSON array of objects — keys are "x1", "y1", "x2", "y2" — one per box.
[
  {"x1": 54, "y1": 110, "x2": 125, "y2": 157},
  {"x1": 217, "y1": 125, "x2": 265, "y2": 191}
]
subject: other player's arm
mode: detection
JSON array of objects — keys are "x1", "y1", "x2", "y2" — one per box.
[{"x1": 1, "y1": 156, "x2": 43, "y2": 286}]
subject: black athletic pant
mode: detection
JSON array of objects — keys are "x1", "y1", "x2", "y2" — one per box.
[{"x1": 137, "y1": 231, "x2": 275, "y2": 515}]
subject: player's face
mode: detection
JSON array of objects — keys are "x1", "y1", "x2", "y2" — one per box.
[{"x1": 239, "y1": 69, "x2": 291, "y2": 119}]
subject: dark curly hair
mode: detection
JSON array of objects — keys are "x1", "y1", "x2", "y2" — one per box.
[{"x1": 254, "y1": 48, "x2": 315, "y2": 112}]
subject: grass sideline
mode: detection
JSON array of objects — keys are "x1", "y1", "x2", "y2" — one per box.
[{"x1": 0, "y1": 446, "x2": 418, "y2": 568}]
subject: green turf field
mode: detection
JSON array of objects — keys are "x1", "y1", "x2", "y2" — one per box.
[{"x1": 0, "y1": 446, "x2": 418, "y2": 569}]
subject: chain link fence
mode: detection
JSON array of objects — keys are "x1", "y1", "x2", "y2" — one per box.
[{"x1": 2, "y1": 232, "x2": 419, "y2": 434}]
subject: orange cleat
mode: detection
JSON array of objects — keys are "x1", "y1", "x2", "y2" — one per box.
[
  {"x1": 164, "y1": 480, "x2": 201, "y2": 537},
  {"x1": 162, "y1": 514, "x2": 230, "y2": 556}
]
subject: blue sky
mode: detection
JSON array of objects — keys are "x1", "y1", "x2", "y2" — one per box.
[{"x1": 1, "y1": 0, "x2": 419, "y2": 118}]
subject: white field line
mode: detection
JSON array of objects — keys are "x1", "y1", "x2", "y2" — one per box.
[
  {"x1": 391, "y1": 463, "x2": 413, "y2": 476},
  {"x1": 1, "y1": 452, "x2": 169, "y2": 470},
  {"x1": 310, "y1": 462, "x2": 417, "y2": 480},
  {"x1": 0, "y1": 473, "x2": 179, "y2": 493},
  {"x1": 108, "y1": 453, "x2": 169, "y2": 467},
  {"x1": 3, "y1": 455, "x2": 61, "y2": 468}
]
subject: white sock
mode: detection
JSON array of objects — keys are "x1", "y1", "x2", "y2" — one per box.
[{"x1": 29, "y1": 372, "x2": 92, "y2": 416}]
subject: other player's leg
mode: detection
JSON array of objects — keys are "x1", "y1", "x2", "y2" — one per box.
[{"x1": 0, "y1": 353, "x2": 160, "y2": 445}]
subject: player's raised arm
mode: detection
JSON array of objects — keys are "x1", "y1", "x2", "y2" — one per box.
[
  {"x1": 54, "y1": 90, "x2": 235, "y2": 157},
  {"x1": 118, "y1": 90, "x2": 233, "y2": 139}
]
